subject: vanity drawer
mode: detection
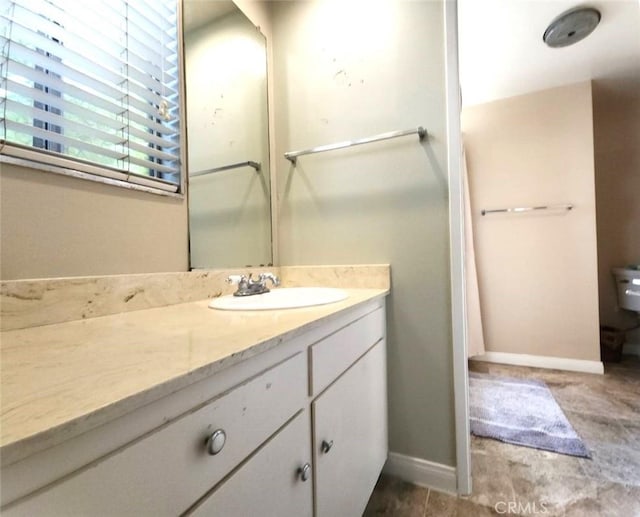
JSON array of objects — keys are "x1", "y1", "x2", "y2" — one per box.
[
  {"x1": 187, "y1": 410, "x2": 313, "y2": 517},
  {"x1": 310, "y1": 307, "x2": 385, "y2": 396},
  {"x1": 3, "y1": 352, "x2": 306, "y2": 517}
]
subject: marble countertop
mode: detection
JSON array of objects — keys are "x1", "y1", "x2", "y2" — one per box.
[{"x1": 0, "y1": 288, "x2": 387, "y2": 466}]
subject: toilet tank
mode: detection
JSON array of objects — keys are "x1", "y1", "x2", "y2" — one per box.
[{"x1": 613, "y1": 268, "x2": 640, "y2": 312}]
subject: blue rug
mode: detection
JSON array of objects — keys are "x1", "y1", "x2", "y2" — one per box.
[{"x1": 469, "y1": 372, "x2": 591, "y2": 458}]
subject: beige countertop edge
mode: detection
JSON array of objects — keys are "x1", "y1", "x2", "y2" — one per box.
[{"x1": 0, "y1": 288, "x2": 388, "y2": 467}]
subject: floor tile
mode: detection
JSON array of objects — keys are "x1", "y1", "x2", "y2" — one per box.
[
  {"x1": 467, "y1": 452, "x2": 516, "y2": 508},
  {"x1": 580, "y1": 443, "x2": 640, "y2": 486},
  {"x1": 609, "y1": 388, "x2": 640, "y2": 417},
  {"x1": 508, "y1": 467, "x2": 597, "y2": 514},
  {"x1": 549, "y1": 383, "x2": 636, "y2": 420},
  {"x1": 563, "y1": 410, "x2": 632, "y2": 448},
  {"x1": 471, "y1": 435, "x2": 588, "y2": 479},
  {"x1": 562, "y1": 481, "x2": 640, "y2": 517},
  {"x1": 366, "y1": 356, "x2": 640, "y2": 516},
  {"x1": 424, "y1": 490, "x2": 457, "y2": 516},
  {"x1": 620, "y1": 421, "x2": 640, "y2": 454},
  {"x1": 426, "y1": 491, "x2": 500, "y2": 516},
  {"x1": 363, "y1": 474, "x2": 428, "y2": 516}
]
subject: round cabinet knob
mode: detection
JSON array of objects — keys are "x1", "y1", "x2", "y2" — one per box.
[
  {"x1": 298, "y1": 463, "x2": 311, "y2": 482},
  {"x1": 321, "y1": 439, "x2": 334, "y2": 454},
  {"x1": 206, "y1": 429, "x2": 226, "y2": 455}
]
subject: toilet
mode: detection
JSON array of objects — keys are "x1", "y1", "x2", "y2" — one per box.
[{"x1": 613, "y1": 267, "x2": 640, "y2": 314}]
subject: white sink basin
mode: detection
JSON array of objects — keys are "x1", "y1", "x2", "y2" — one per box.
[{"x1": 209, "y1": 287, "x2": 348, "y2": 311}]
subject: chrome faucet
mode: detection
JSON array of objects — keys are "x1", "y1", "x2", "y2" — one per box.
[{"x1": 227, "y1": 272, "x2": 280, "y2": 297}]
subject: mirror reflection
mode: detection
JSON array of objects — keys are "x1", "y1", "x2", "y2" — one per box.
[{"x1": 183, "y1": 0, "x2": 272, "y2": 268}]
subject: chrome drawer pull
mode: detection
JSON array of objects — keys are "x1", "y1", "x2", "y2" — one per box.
[
  {"x1": 298, "y1": 463, "x2": 311, "y2": 482},
  {"x1": 206, "y1": 429, "x2": 227, "y2": 455},
  {"x1": 321, "y1": 439, "x2": 334, "y2": 454}
]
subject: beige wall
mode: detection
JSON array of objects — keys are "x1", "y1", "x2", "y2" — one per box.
[
  {"x1": 0, "y1": 163, "x2": 189, "y2": 280},
  {"x1": 593, "y1": 79, "x2": 640, "y2": 347},
  {"x1": 462, "y1": 82, "x2": 600, "y2": 362},
  {"x1": 271, "y1": 1, "x2": 455, "y2": 466}
]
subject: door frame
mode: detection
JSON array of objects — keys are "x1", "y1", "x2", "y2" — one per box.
[{"x1": 444, "y1": 0, "x2": 472, "y2": 496}]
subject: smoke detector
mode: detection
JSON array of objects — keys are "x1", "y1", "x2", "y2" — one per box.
[{"x1": 543, "y1": 7, "x2": 601, "y2": 48}]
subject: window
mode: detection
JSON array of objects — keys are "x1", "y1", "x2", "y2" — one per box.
[{"x1": 0, "y1": 0, "x2": 181, "y2": 194}]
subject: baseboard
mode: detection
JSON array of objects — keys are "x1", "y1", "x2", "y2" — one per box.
[
  {"x1": 471, "y1": 351, "x2": 604, "y2": 374},
  {"x1": 624, "y1": 342, "x2": 640, "y2": 357},
  {"x1": 384, "y1": 452, "x2": 457, "y2": 495}
]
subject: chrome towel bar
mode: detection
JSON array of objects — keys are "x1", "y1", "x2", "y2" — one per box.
[
  {"x1": 284, "y1": 126, "x2": 427, "y2": 164},
  {"x1": 190, "y1": 161, "x2": 261, "y2": 177},
  {"x1": 481, "y1": 203, "x2": 574, "y2": 216}
]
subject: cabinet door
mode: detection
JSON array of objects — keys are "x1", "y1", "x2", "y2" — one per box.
[
  {"x1": 187, "y1": 410, "x2": 313, "y2": 517},
  {"x1": 313, "y1": 340, "x2": 388, "y2": 517}
]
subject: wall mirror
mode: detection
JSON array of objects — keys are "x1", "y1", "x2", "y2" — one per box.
[{"x1": 183, "y1": 0, "x2": 272, "y2": 268}]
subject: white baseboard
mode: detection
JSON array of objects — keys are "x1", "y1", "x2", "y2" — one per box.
[
  {"x1": 384, "y1": 452, "x2": 457, "y2": 495},
  {"x1": 471, "y1": 351, "x2": 604, "y2": 374}
]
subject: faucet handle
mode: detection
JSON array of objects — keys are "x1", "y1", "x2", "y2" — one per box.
[
  {"x1": 226, "y1": 274, "x2": 247, "y2": 285},
  {"x1": 258, "y1": 272, "x2": 280, "y2": 287}
]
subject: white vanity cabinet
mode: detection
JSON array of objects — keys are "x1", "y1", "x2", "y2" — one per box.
[
  {"x1": 1, "y1": 299, "x2": 387, "y2": 517},
  {"x1": 187, "y1": 410, "x2": 313, "y2": 516},
  {"x1": 313, "y1": 340, "x2": 387, "y2": 517},
  {"x1": 2, "y1": 352, "x2": 309, "y2": 517}
]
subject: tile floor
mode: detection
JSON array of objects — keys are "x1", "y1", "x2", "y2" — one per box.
[{"x1": 364, "y1": 355, "x2": 640, "y2": 516}]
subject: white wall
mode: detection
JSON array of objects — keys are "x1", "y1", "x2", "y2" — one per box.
[
  {"x1": 271, "y1": 1, "x2": 455, "y2": 467},
  {"x1": 462, "y1": 82, "x2": 600, "y2": 362},
  {"x1": 185, "y1": 8, "x2": 272, "y2": 267}
]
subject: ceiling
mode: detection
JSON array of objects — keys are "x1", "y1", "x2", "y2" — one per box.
[{"x1": 458, "y1": 0, "x2": 640, "y2": 106}]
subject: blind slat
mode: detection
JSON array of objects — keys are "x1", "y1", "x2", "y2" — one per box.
[
  {"x1": 4, "y1": 99, "x2": 126, "y2": 146},
  {"x1": 5, "y1": 58, "x2": 127, "y2": 116},
  {"x1": 6, "y1": 38, "x2": 179, "y2": 111},
  {"x1": 6, "y1": 41, "x2": 128, "y2": 107},
  {"x1": 7, "y1": 22, "x2": 126, "y2": 88},
  {"x1": 127, "y1": 2, "x2": 174, "y2": 38},
  {"x1": 1, "y1": 0, "x2": 181, "y2": 188},
  {"x1": 6, "y1": 78, "x2": 127, "y2": 133},
  {"x1": 127, "y1": 139, "x2": 178, "y2": 162},
  {"x1": 7, "y1": 4, "x2": 131, "y2": 75},
  {"x1": 3, "y1": 119, "x2": 128, "y2": 161},
  {"x1": 125, "y1": 103, "x2": 178, "y2": 136},
  {"x1": 128, "y1": 154, "x2": 177, "y2": 174},
  {"x1": 127, "y1": 124, "x2": 176, "y2": 148}
]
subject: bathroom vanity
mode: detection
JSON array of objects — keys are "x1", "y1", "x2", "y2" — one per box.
[{"x1": 0, "y1": 286, "x2": 388, "y2": 516}]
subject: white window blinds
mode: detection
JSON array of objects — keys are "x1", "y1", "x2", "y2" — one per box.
[{"x1": 0, "y1": 0, "x2": 181, "y2": 193}]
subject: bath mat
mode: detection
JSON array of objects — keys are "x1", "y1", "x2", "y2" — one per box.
[{"x1": 469, "y1": 372, "x2": 590, "y2": 458}]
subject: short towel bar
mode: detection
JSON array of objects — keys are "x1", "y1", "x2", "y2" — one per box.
[
  {"x1": 190, "y1": 161, "x2": 261, "y2": 177},
  {"x1": 481, "y1": 204, "x2": 574, "y2": 216}
]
